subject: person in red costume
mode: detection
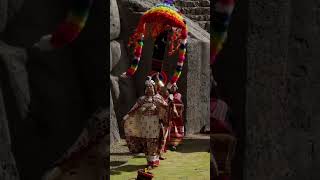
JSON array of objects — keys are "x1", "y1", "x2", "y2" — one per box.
[
  {"x1": 165, "y1": 83, "x2": 184, "y2": 151},
  {"x1": 210, "y1": 74, "x2": 236, "y2": 180}
]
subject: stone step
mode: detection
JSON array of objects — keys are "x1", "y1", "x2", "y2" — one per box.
[
  {"x1": 197, "y1": 0, "x2": 210, "y2": 7},
  {"x1": 176, "y1": 1, "x2": 201, "y2": 7},
  {"x1": 176, "y1": 0, "x2": 210, "y2": 7},
  {"x1": 187, "y1": 14, "x2": 210, "y2": 21},
  {"x1": 180, "y1": 7, "x2": 210, "y2": 15}
]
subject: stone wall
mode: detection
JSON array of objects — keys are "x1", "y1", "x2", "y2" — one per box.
[
  {"x1": 244, "y1": 0, "x2": 320, "y2": 179},
  {"x1": 0, "y1": 0, "x2": 108, "y2": 179},
  {"x1": 176, "y1": 0, "x2": 210, "y2": 32}
]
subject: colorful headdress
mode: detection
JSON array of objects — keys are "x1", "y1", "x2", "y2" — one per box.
[
  {"x1": 145, "y1": 76, "x2": 156, "y2": 86},
  {"x1": 125, "y1": 0, "x2": 188, "y2": 89},
  {"x1": 211, "y1": 0, "x2": 236, "y2": 65}
]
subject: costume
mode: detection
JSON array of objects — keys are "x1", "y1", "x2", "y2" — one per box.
[
  {"x1": 121, "y1": 0, "x2": 188, "y2": 160},
  {"x1": 165, "y1": 84, "x2": 184, "y2": 150},
  {"x1": 122, "y1": 0, "x2": 188, "y2": 90},
  {"x1": 123, "y1": 77, "x2": 168, "y2": 167}
]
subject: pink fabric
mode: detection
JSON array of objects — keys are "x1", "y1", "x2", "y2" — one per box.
[
  {"x1": 218, "y1": 175, "x2": 230, "y2": 180},
  {"x1": 210, "y1": 98, "x2": 233, "y2": 134}
]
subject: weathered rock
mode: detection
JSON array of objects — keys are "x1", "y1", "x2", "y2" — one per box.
[
  {"x1": 110, "y1": 0, "x2": 120, "y2": 40},
  {"x1": 244, "y1": 0, "x2": 320, "y2": 179},
  {"x1": 0, "y1": 75, "x2": 19, "y2": 180},
  {"x1": 175, "y1": 0, "x2": 210, "y2": 32},
  {"x1": 110, "y1": 75, "x2": 120, "y2": 100},
  {"x1": 110, "y1": 45, "x2": 112, "y2": 72},
  {"x1": 110, "y1": 39, "x2": 137, "y2": 136},
  {"x1": 184, "y1": 38, "x2": 210, "y2": 134},
  {"x1": 110, "y1": 40, "x2": 121, "y2": 70},
  {"x1": 1, "y1": 1, "x2": 108, "y2": 179},
  {"x1": 110, "y1": 73, "x2": 136, "y2": 137},
  {"x1": 0, "y1": 42, "x2": 29, "y2": 180},
  {"x1": 110, "y1": 91, "x2": 120, "y2": 145},
  {"x1": 0, "y1": 41, "x2": 29, "y2": 119}
]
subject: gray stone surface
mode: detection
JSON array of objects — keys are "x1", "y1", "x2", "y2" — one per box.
[
  {"x1": 0, "y1": 42, "x2": 28, "y2": 180},
  {"x1": 110, "y1": 91, "x2": 120, "y2": 145},
  {"x1": 0, "y1": 42, "x2": 29, "y2": 119},
  {"x1": 184, "y1": 38, "x2": 210, "y2": 134},
  {"x1": 110, "y1": 40, "x2": 121, "y2": 70},
  {"x1": 176, "y1": 0, "x2": 210, "y2": 32},
  {"x1": 0, "y1": 71, "x2": 20, "y2": 180},
  {"x1": 245, "y1": 0, "x2": 320, "y2": 179},
  {"x1": 110, "y1": 0, "x2": 120, "y2": 40},
  {"x1": 110, "y1": 39, "x2": 137, "y2": 138}
]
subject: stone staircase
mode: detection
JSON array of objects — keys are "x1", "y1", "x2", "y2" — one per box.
[{"x1": 176, "y1": 0, "x2": 210, "y2": 32}]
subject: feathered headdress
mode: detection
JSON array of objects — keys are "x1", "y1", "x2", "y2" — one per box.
[{"x1": 125, "y1": 0, "x2": 188, "y2": 89}]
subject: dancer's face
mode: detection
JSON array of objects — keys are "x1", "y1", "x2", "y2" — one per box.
[
  {"x1": 171, "y1": 85, "x2": 178, "y2": 93},
  {"x1": 146, "y1": 85, "x2": 155, "y2": 96}
]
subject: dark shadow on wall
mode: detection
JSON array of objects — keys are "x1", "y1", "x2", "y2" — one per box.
[
  {"x1": 213, "y1": 0, "x2": 248, "y2": 179},
  {"x1": 1, "y1": 0, "x2": 109, "y2": 179}
]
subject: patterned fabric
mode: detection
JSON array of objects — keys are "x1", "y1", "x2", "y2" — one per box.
[
  {"x1": 124, "y1": 93, "x2": 167, "y2": 165},
  {"x1": 50, "y1": 0, "x2": 93, "y2": 48},
  {"x1": 125, "y1": 115, "x2": 161, "y2": 138},
  {"x1": 126, "y1": 137, "x2": 160, "y2": 156},
  {"x1": 167, "y1": 93, "x2": 184, "y2": 147}
]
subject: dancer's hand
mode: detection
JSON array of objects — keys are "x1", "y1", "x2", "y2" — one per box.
[
  {"x1": 120, "y1": 72, "x2": 129, "y2": 79},
  {"x1": 123, "y1": 114, "x2": 129, "y2": 120},
  {"x1": 33, "y1": 34, "x2": 54, "y2": 51}
]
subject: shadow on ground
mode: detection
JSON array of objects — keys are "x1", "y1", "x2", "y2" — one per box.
[
  {"x1": 110, "y1": 161, "x2": 127, "y2": 167},
  {"x1": 110, "y1": 164, "x2": 146, "y2": 175},
  {"x1": 175, "y1": 138, "x2": 210, "y2": 153}
]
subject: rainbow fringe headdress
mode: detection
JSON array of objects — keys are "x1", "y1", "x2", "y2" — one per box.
[{"x1": 126, "y1": 1, "x2": 188, "y2": 88}]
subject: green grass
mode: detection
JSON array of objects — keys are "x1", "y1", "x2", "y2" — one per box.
[{"x1": 110, "y1": 138, "x2": 210, "y2": 180}]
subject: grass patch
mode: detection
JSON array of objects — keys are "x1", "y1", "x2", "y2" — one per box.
[{"x1": 110, "y1": 138, "x2": 210, "y2": 180}]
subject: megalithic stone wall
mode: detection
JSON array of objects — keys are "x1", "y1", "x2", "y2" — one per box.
[
  {"x1": 245, "y1": 0, "x2": 320, "y2": 179},
  {"x1": 176, "y1": 0, "x2": 210, "y2": 32}
]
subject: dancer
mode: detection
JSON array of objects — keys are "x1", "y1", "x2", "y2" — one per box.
[
  {"x1": 166, "y1": 83, "x2": 184, "y2": 151},
  {"x1": 123, "y1": 77, "x2": 168, "y2": 169}
]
